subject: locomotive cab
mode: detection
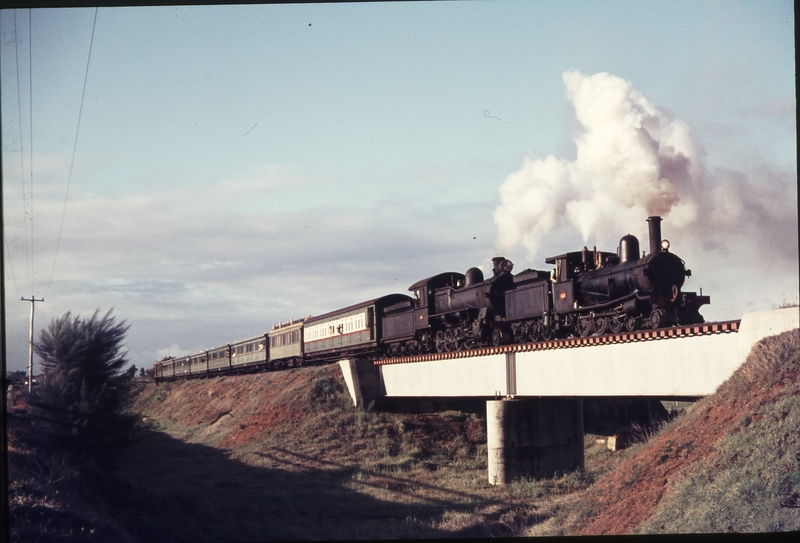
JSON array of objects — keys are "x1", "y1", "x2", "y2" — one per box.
[
  {"x1": 546, "y1": 251, "x2": 586, "y2": 312},
  {"x1": 408, "y1": 272, "x2": 466, "y2": 329}
]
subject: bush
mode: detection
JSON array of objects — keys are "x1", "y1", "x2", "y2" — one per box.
[{"x1": 31, "y1": 309, "x2": 136, "y2": 454}]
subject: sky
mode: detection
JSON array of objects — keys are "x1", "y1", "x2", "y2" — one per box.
[{"x1": 2, "y1": 1, "x2": 797, "y2": 374}]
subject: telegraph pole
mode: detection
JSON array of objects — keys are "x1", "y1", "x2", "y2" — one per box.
[{"x1": 21, "y1": 297, "x2": 44, "y2": 393}]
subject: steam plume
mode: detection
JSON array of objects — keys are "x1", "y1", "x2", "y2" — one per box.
[
  {"x1": 495, "y1": 70, "x2": 703, "y2": 256},
  {"x1": 494, "y1": 71, "x2": 796, "y2": 278}
]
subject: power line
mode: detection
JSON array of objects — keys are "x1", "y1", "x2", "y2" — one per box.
[
  {"x1": 13, "y1": 9, "x2": 31, "y2": 295},
  {"x1": 28, "y1": 9, "x2": 34, "y2": 297},
  {"x1": 3, "y1": 236, "x2": 22, "y2": 298},
  {"x1": 45, "y1": 7, "x2": 99, "y2": 298}
]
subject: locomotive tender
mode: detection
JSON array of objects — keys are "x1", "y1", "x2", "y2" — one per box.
[{"x1": 154, "y1": 216, "x2": 709, "y2": 381}]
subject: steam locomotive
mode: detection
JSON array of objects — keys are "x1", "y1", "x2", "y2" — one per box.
[{"x1": 154, "y1": 216, "x2": 709, "y2": 380}]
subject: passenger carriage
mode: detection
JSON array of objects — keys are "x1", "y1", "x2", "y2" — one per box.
[
  {"x1": 189, "y1": 351, "x2": 209, "y2": 374},
  {"x1": 303, "y1": 294, "x2": 414, "y2": 363},
  {"x1": 174, "y1": 355, "x2": 192, "y2": 377},
  {"x1": 207, "y1": 344, "x2": 232, "y2": 372},
  {"x1": 268, "y1": 319, "x2": 304, "y2": 369},
  {"x1": 153, "y1": 357, "x2": 175, "y2": 380},
  {"x1": 230, "y1": 334, "x2": 269, "y2": 370}
]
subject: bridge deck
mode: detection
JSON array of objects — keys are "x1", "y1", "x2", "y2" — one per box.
[{"x1": 370, "y1": 308, "x2": 798, "y2": 399}]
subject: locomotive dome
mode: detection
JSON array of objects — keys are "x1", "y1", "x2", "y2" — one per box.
[
  {"x1": 618, "y1": 234, "x2": 640, "y2": 263},
  {"x1": 464, "y1": 267, "x2": 484, "y2": 286}
]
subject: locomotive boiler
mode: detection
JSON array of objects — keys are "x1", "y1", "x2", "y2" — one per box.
[
  {"x1": 570, "y1": 244, "x2": 689, "y2": 331},
  {"x1": 549, "y1": 216, "x2": 709, "y2": 336}
]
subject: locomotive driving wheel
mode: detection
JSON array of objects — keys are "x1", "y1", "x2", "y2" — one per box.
[
  {"x1": 434, "y1": 330, "x2": 446, "y2": 353},
  {"x1": 444, "y1": 328, "x2": 455, "y2": 352},
  {"x1": 453, "y1": 326, "x2": 466, "y2": 351},
  {"x1": 625, "y1": 315, "x2": 637, "y2": 332},
  {"x1": 577, "y1": 315, "x2": 593, "y2": 337},
  {"x1": 593, "y1": 316, "x2": 609, "y2": 335},
  {"x1": 609, "y1": 316, "x2": 624, "y2": 334}
]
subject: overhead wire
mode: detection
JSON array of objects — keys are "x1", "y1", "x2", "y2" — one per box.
[
  {"x1": 10, "y1": 9, "x2": 31, "y2": 296},
  {"x1": 3, "y1": 237, "x2": 22, "y2": 298},
  {"x1": 26, "y1": 9, "x2": 35, "y2": 298},
  {"x1": 44, "y1": 7, "x2": 99, "y2": 299}
]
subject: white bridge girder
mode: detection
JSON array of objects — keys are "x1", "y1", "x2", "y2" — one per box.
[{"x1": 370, "y1": 308, "x2": 798, "y2": 399}]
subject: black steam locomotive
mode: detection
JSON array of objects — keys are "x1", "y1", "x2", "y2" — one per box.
[
  {"x1": 154, "y1": 216, "x2": 709, "y2": 379},
  {"x1": 378, "y1": 216, "x2": 708, "y2": 356}
]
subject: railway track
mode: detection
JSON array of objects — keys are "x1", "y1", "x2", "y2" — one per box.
[{"x1": 375, "y1": 319, "x2": 741, "y2": 366}]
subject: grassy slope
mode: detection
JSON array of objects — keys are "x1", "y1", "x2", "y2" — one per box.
[
  {"x1": 8, "y1": 329, "x2": 798, "y2": 540},
  {"x1": 635, "y1": 328, "x2": 800, "y2": 533},
  {"x1": 544, "y1": 328, "x2": 800, "y2": 535},
  {"x1": 119, "y1": 365, "x2": 609, "y2": 540}
]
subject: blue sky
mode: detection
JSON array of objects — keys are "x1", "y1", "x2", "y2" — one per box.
[{"x1": 2, "y1": 1, "x2": 796, "y2": 373}]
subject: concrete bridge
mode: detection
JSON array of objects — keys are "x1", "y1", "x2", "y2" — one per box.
[{"x1": 339, "y1": 307, "x2": 799, "y2": 484}]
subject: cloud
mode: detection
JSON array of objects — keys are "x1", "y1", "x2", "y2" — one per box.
[
  {"x1": 493, "y1": 70, "x2": 797, "y2": 320},
  {"x1": 742, "y1": 96, "x2": 796, "y2": 121},
  {"x1": 495, "y1": 70, "x2": 705, "y2": 257},
  {"x1": 4, "y1": 170, "x2": 500, "y2": 372}
]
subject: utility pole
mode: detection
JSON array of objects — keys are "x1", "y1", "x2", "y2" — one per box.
[{"x1": 21, "y1": 297, "x2": 44, "y2": 394}]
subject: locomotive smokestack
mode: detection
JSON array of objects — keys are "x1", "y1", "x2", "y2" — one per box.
[{"x1": 647, "y1": 216, "x2": 662, "y2": 254}]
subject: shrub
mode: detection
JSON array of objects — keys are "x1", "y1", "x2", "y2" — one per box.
[{"x1": 31, "y1": 309, "x2": 135, "y2": 454}]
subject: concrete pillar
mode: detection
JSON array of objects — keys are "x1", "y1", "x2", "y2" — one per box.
[
  {"x1": 338, "y1": 359, "x2": 384, "y2": 407},
  {"x1": 487, "y1": 398, "x2": 584, "y2": 485}
]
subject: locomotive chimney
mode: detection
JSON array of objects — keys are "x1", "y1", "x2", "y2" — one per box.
[
  {"x1": 647, "y1": 216, "x2": 662, "y2": 254},
  {"x1": 491, "y1": 256, "x2": 513, "y2": 276}
]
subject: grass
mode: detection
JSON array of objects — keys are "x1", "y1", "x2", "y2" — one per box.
[
  {"x1": 101, "y1": 367, "x2": 552, "y2": 539},
  {"x1": 6, "y1": 412, "x2": 144, "y2": 542},
  {"x1": 539, "y1": 328, "x2": 800, "y2": 536},
  {"x1": 632, "y1": 329, "x2": 800, "y2": 534},
  {"x1": 2, "y1": 370, "x2": 654, "y2": 541}
]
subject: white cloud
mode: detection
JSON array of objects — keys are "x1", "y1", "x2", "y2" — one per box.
[{"x1": 494, "y1": 70, "x2": 798, "y2": 321}]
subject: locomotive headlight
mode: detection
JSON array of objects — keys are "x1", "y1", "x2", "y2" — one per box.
[{"x1": 661, "y1": 239, "x2": 670, "y2": 251}]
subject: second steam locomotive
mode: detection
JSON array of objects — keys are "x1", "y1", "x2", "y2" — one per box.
[{"x1": 154, "y1": 216, "x2": 709, "y2": 380}]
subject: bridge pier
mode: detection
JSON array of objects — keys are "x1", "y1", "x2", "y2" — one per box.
[
  {"x1": 487, "y1": 398, "x2": 584, "y2": 485},
  {"x1": 338, "y1": 359, "x2": 383, "y2": 407}
]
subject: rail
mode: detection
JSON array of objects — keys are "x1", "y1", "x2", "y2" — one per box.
[{"x1": 375, "y1": 319, "x2": 741, "y2": 365}]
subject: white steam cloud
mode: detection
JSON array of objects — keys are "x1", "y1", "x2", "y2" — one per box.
[
  {"x1": 495, "y1": 70, "x2": 703, "y2": 255},
  {"x1": 494, "y1": 70, "x2": 797, "y2": 318}
]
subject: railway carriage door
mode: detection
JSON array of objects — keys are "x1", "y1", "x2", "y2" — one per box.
[{"x1": 368, "y1": 307, "x2": 375, "y2": 340}]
